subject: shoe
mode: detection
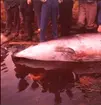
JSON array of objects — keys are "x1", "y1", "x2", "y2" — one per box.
[
  {"x1": 32, "y1": 36, "x2": 39, "y2": 42},
  {"x1": 53, "y1": 35, "x2": 58, "y2": 40},
  {"x1": 86, "y1": 25, "x2": 97, "y2": 33},
  {"x1": 76, "y1": 23, "x2": 86, "y2": 33},
  {"x1": 34, "y1": 28, "x2": 40, "y2": 34},
  {"x1": 4, "y1": 31, "x2": 11, "y2": 36},
  {"x1": 86, "y1": 28, "x2": 97, "y2": 33},
  {"x1": 40, "y1": 39, "x2": 45, "y2": 42},
  {"x1": 24, "y1": 36, "x2": 32, "y2": 41},
  {"x1": 12, "y1": 32, "x2": 19, "y2": 37},
  {"x1": 97, "y1": 25, "x2": 101, "y2": 33}
]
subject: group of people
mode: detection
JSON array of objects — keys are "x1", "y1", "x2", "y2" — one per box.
[{"x1": 3, "y1": 0, "x2": 101, "y2": 42}]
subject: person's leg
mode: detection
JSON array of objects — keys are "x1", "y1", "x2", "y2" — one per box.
[
  {"x1": 5, "y1": 8, "x2": 12, "y2": 36},
  {"x1": 59, "y1": 1, "x2": 73, "y2": 36},
  {"x1": 40, "y1": 2, "x2": 50, "y2": 42},
  {"x1": 65, "y1": 1, "x2": 73, "y2": 34},
  {"x1": 51, "y1": 0, "x2": 59, "y2": 39},
  {"x1": 19, "y1": 7, "x2": 26, "y2": 37},
  {"x1": 86, "y1": 2, "x2": 97, "y2": 30},
  {"x1": 78, "y1": 3, "x2": 86, "y2": 28},
  {"x1": 97, "y1": 1, "x2": 101, "y2": 32},
  {"x1": 20, "y1": 0, "x2": 26, "y2": 24},
  {"x1": 33, "y1": 0, "x2": 42, "y2": 29},
  {"x1": 59, "y1": 3, "x2": 65, "y2": 36},
  {"x1": 13, "y1": 6, "x2": 20, "y2": 36},
  {"x1": 24, "y1": 3, "x2": 34, "y2": 40}
]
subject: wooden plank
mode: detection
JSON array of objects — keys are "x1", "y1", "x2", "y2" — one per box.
[
  {"x1": 1, "y1": 33, "x2": 39, "y2": 45},
  {"x1": 8, "y1": 41, "x2": 38, "y2": 45}
]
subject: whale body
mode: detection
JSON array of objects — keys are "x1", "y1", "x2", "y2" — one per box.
[{"x1": 14, "y1": 33, "x2": 101, "y2": 62}]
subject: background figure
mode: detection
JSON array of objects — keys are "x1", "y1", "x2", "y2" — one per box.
[
  {"x1": 97, "y1": 0, "x2": 101, "y2": 32},
  {"x1": 78, "y1": 0, "x2": 97, "y2": 32},
  {"x1": 40, "y1": 0, "x2": 59, "y2": 42},
  {"x1": 59, "y1": 0, "x2": 73, "y2": 36},
  {"x1": 3, "y1": 0, "x2": 20, "y2": 36},
  {"x1": 33, "y1": 0, "x2": 42, "y2": 32},
  {"x1": 20, "y1": 0, "x2": 34, "y2": 41}
]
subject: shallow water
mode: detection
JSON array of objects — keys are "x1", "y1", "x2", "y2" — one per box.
[{"x1": 1, "y1": 50, "x2": 101, "y2": 105}]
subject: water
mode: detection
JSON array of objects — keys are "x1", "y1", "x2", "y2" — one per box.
[{"x1": 1, "y1": 48, "x2": 101, "y2": 105}]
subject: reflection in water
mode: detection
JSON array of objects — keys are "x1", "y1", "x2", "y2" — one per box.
[
  {"x1": 1, "y1": 50, "x2": 101, "y2": 105},
  {"x1": 31, "y1": 81, "x2": 39, "y2": 90},
  {"x1": 1, "y1": 58, "x2": 8, "y2": 72},
  {"x1": 1, "y1": 41, "x2": 80, "y2": 105},
  {"x1": 14, "y1": 64, "x2": 79, "y2": 104},
  {"x1": 18, "y1": 79, "x2": 29, "y2": 92},
  {"x1": 1, "y1": 47, "x2": 9, "y2": 72}
]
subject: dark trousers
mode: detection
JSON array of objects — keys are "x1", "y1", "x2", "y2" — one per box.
[
  {"x1": 20, "y1": 2, "x2": 34, "y2": 38},
  {"x1": 40, "y1": 0, "x2": 59, "y2": 42},
  {"x1": 59, "y1": 1, "x2": 73, "y2": 36},
  {"x1": 33, "y1": 0, "x2": 42, "y2": 29},
  {"x1": 98, "y1": 1, "x2": 101, "y2": 25},
  {"x1": 5, "y1": 6, "x2": 20, "y2": 34}
]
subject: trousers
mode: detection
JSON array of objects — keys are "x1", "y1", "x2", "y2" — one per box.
[
  {"x1": 40, "y1": 0, "x2": 59, "y2": 42},
  {"x1": 33, "y1": 0, "x2": 42, "y2": 28},
  {"x1": 20, "y1": 1, "x2": 34, "y2": 38},
  {"x1": 78, "y1": 2, "x2": 97, "y2": 29},
  {"x1": 59, "y1": 1, "x2": 73, "y2": 36},
  {"x1": 5, "y1": 6, "x2": 20, "y2": 34}
]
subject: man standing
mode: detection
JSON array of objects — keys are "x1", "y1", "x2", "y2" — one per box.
[
  {"x1": 3, "y1": 0, "x2": 20, "y2": 36},
  {"x1": 59, "y1": 0, "x2": 73, "y2": 36},
  {"x1": 40, "y1": 0, "x2": 59, "y2": 42},
  {"x1": 20, "y1": 0, "x2": 34, "y2": 41},
  {"x1": 33, "y1": 0, "x2": 42, "y2": 33},
  {"x1": 97, "y1": 0, "x2": 101, "y2": 33},
  {"x1": 78, "y1": 0, "x2": 97, "y2": 32}
]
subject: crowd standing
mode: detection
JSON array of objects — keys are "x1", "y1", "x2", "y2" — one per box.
[{"x1": 2, "y1": 0, "x2": 101, "y2": 42}]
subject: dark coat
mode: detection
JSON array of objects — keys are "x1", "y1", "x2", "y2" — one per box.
[{"x1": 3, "y1": 0, "x2": 19, "y2": 10}]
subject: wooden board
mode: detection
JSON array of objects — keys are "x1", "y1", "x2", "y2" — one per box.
[{"x1": 8, "y1": 41, "x2": 38, "y2": 45}]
